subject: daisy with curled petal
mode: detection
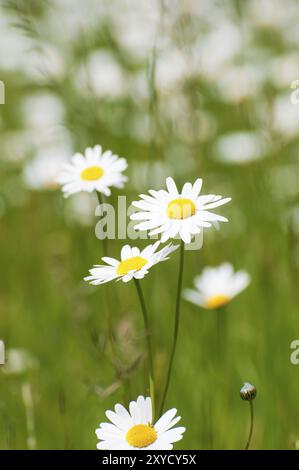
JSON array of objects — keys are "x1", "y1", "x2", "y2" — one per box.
[
  {"x1": 84, "y1": 241, "x2": 178, "y2": 285},
  {"x1": 57, "y1": 145, "x2": 127, "y2": 198},
  {"x1": 184, "y1": 262, "x2": 251, "y2": 310},
  {"x1": 130, "y1": 177, "x2": 231, "y2": 244},
  {"x1": 96, "y1": 395, "x2": 185, "y2": 450}
]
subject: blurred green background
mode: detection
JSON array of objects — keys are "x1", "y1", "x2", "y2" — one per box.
[{"x1": 1, "y1": 0, "x2": 299, "y2": 450}]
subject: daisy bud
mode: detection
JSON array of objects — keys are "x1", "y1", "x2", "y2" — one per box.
[{"x1": 240, "y1": 382, "x2": 257, "y2": 401}]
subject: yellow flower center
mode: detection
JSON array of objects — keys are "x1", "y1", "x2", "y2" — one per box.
[
  {"x1": 167, "y1": 198, "x2": 196, "y2": 220},
  {"x1": 117, "y1": 256, "x2": 148, "y2": 276},
  {"x1": 126, "y1": 424, "x2": 157, "y2": 448},
  {"x1": 80, "y1": 165, "x2": 104, "y2": 181},
  {"x1": 205, "y1": 294, "x2": 231, "y2": 309}
]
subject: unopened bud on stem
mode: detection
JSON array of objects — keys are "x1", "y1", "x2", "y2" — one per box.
[{"x1": 240, "y1": 382, "x2": 256, "y2": 401}]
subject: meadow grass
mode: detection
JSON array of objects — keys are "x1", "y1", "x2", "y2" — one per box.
[{"x1": 1, "y1": 0, "x2": 299, "y2": 450}]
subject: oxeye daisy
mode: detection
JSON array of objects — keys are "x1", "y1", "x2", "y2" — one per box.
[
  {"x1": 96, "y1": 395, "x2": 185, "y2": 450},
  {"x1": 184, "y1": 263, "x2": 250, "y2": 310},
  {"x1": 130, "y1": 177, "x2": 231, "y2": 244},
  {"x1": 57, "y1": 145, "x2": 127, "y2": 197},
  {"x1": 84, "y1": 241, "x2": 178, "y2": 285}
]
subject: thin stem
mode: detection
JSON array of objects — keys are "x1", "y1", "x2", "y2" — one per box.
[
  {"x1": 96, "y1": 191, "x2": 108, "y2": 256},
  {"x1": 159, "y1": 240, "x2": 185, "y2": 415},
  {"x1": 244, "y1": 401, "x2": 254, "y2": 450},
  {"x1": 22, "y1": 382, "x2": 36, "y2": 450},
  {"x1": 134, "y1": 279, "x2": 155, "y2": 420},
  {"x1": 216, "y1": 305, "x2": 227, "y2": 361}
]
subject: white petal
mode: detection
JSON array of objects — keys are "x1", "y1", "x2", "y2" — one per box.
[
  {"x1": 166, "y1": 177, "x2": 179, "y2": 196},
  {"x1": 155, "y1": 408, "x2": 177, "y2": 432},
  {"x1": 179, "y1": 225, "x2": 192, "y2": 244},
  {"x1": 129, "y1": 400, "x2": 141, "y2": 424},
  {"x1": 162, "y1": 416, "x2": 181, "y2": 432},
  {"x1": 192, "y1": 178, "x2": 203, "y2": 195},
  {"x1": 105, "y1": 409, "x2": 131, "y2": 431},
  {"x1": 114, "y1": 403, "x2": 134, "y2": 425},
  {"x1": 101, "y1": 257, "x2": 119, "y2": 267},
  {"x1": 122, "y1": 273, "x2": 134, "y2": 283},
  {"x1": 160, "y1": 427, "x2": 186, "y2": 443},
  {"x1": 182, "y1": 182, "x2": 193, "y2": 197},
  {"x1": 145, "y1": 397, "x2": 152, "y2": 424},
  {"x1": 134, "y1": 219, "x2": 161, "y2": 231},
  {"x1": 230, "y1": 271, "x2": 251, "y2": 296},
  {"x1": 121, "y1": 245, "x2": 132, "y2": 260},
  {"x1": 136, "y1": 396, "x2": 147, "y2": 423},
  {"x1": 201, "y1": 197, "x2": 231, "y2": 210},
  {"x1": 97, "y1": 423, "x2": 124, "y2": 436},
  {"x1": 183, "y1": 289, "x2": 204, "y2": 307}
]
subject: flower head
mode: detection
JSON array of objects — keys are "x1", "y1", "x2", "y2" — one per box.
[
  {"x1": 130, "y1": 177, "x2": 231, "y2": 244},
  {"x1": 84, "y1": 241, "x2": 178, "y2": 285},
  {"x1": 240, "y1": 383, "x2": 257, "y2": 401},
  {"x1": 184, "y1": 263, "x2": 250, "y2": 309},
  {"x1": 57, "y1": 145, "x2": 127, "y2": 197},
  {"x1": 96, "y1": 395, "x2": 185, "y2": 450}
]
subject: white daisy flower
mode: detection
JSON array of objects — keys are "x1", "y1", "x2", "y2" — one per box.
[
  {"x1": 96, "y1": 395, "x2": 185, "y2": 450},
  {"x1": 84, "y1": 241, "x2": 178, "y2": 285},
  {"x1": 57, "y1": 145, "x2": 127, "y2": 197},
  {"x1": 130, "y1": 177, "x2": 231, "y2": 244},
  {"x1": 184, "y1": 263, "x2": 250, "y2": 310}
]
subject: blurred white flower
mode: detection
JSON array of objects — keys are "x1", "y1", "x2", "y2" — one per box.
[
  {"x1": 109, "y1": 0, "x2": 158, "y2": 61},
  {"x1": 129, "y1": 71, "x2": 150, "y2": 104},
  {"x1": 23, "y1": 147, "x2": 69, "y2": 191},
  {"x1": 218, "y1": 64, "x2": 264, "y2": 103},
  {"x1": 22, "y1": 44, "x2": 65, "y2": 82},
  {"x1": 0, "y1": 19, "x2": 30, "y2": 71},
  {"x1": 269, "y1": 53, "x2": 299, "y2": 88},
  {"x1": 248, "y1": 0, "x2": 297, "y2": 29},
  {"x1": 50, "y1": 0, "x2": 105, "y2": 42},
  {"x1": 64, "y1": 192, "x2": 97, "y2": 227},
  {"x1": 85, "y1": 242, "x2": 178, "y2": 285},
  {"x1": 22, "y1": 93, "x2": 65, "y2": 130},
  {"x1": 272, "y1": 94, "x2": 299, "y2": 138},
  {"x1": 1, "y1": 131, "x2": 33, "y2": 163},
  {"x1": 193, "y1": 22, "x2": 242, "y2": 80},
  {"x1": 3, "y1": 349, "x2": 39, "y2": 376},
  {"x1": 156, "y1": 49, "x2": 189, "y2": 94},
  {"x1": 75, "y1": 51, "x2": 127, "y2": 99},
  {"x1": 184, "y1": 263, "x2": 250, "y2": 309},
  {"x1": 214, "y1": 132, "x2": 265, "y2": 164}
]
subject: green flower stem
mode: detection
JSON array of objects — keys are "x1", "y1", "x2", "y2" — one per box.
[
  {"x1": 216, "y1": 305, "x2": 227, "y2": 360},
  {"x1": 244, "y1": 400, "x2": 254, "y2": 450},
  {"x1": 159, "y1": 240, "x2": 185, "y2": 415},
  {"x1": 22, "y1": 382, "x2": 36, "y2": 450},
  {"x1": 96, "y1": 191, "x2": 108, "y2": 256},
  {"x1": 134, "y1": 278, "x2": 155, "y2": 420}
]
